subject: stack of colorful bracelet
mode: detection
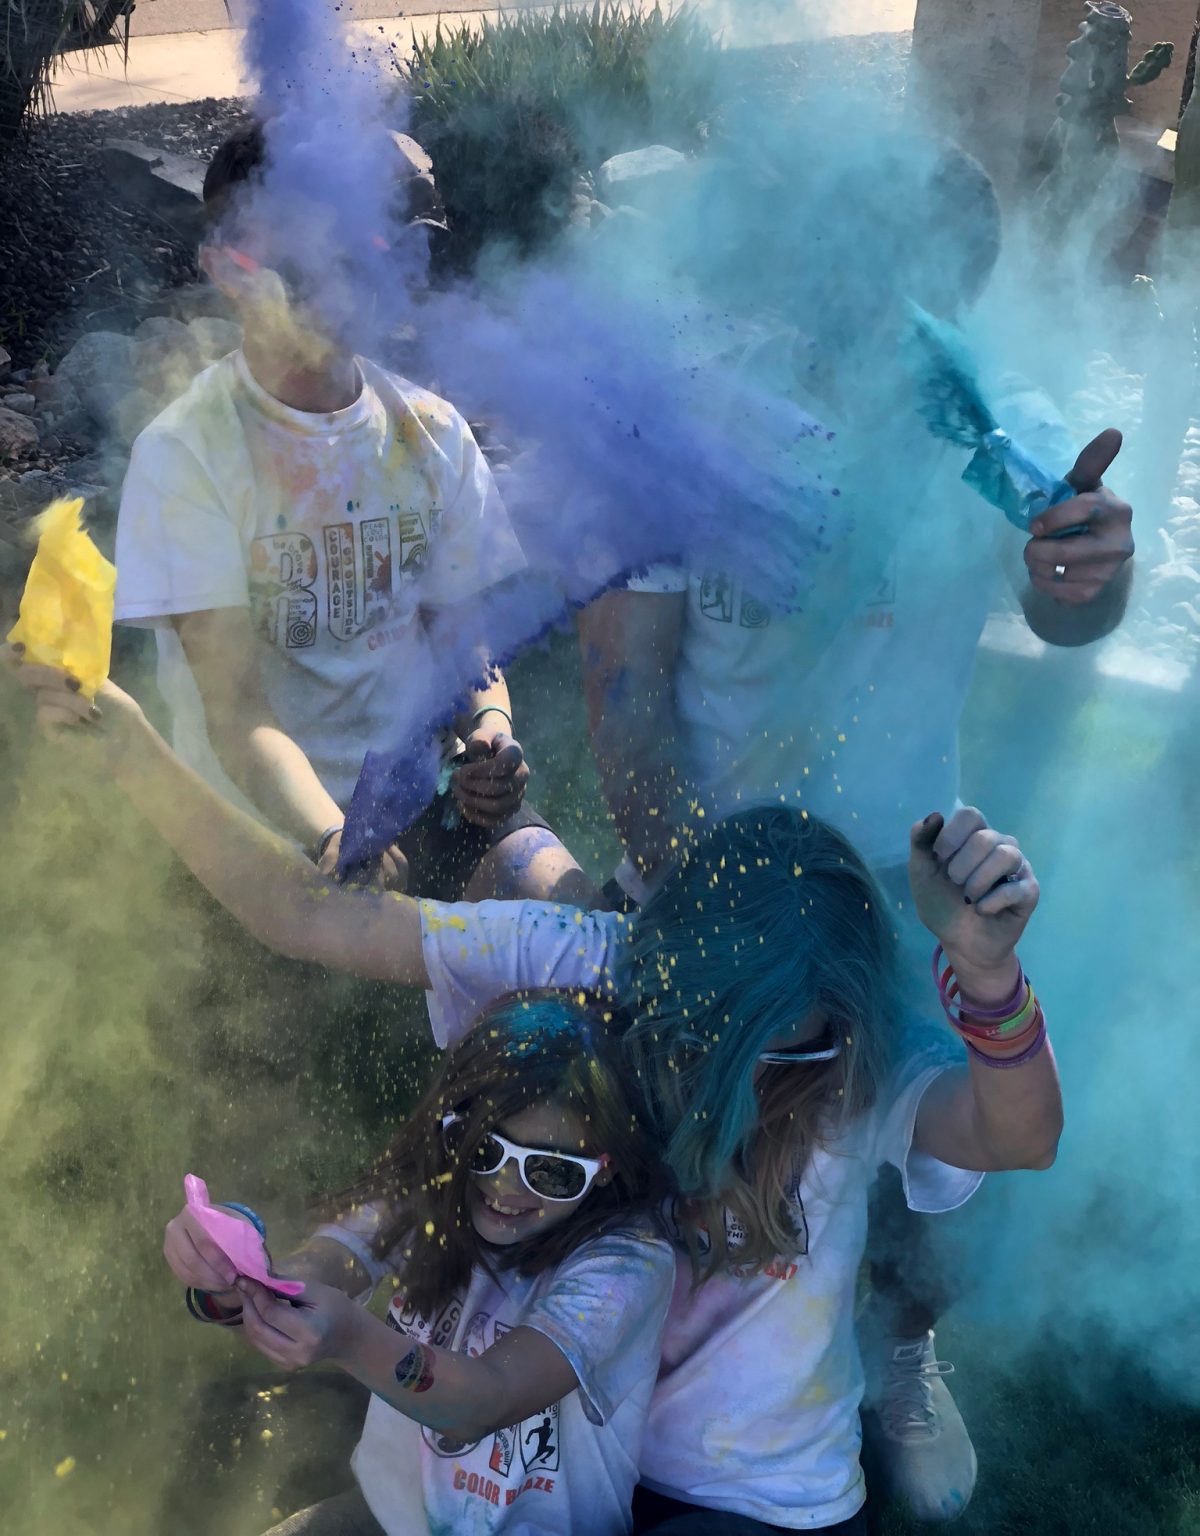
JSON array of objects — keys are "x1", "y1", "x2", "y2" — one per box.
[
  {"x1": 932, "y1": 946, "x2": 1048, "y2": 1069},
  {"x1": 185, "y1": 1286, "x2": 244, "y2": 1325}
]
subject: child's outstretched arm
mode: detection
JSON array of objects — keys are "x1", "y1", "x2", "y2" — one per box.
[
  {"x1": 907, "y1": 807, "x2": 1063, "y2": 1173},
  {"x1": 163, "y1": 1197, "x2": 375, "y2": 1305},
  {"x1": 6, "y1": 651, "x2": 430, "y2": 986},
  {"x1": 236, "y1": 1277, "x2": 579, "y2": 1443}
]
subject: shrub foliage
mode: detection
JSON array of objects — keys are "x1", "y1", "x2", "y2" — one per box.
[
  {"x1": 1, "y1": 1, "x2": 130, "y2": 136},
  {"x1": 405, "y1": 3, "x2": 718, "y2": 270}
]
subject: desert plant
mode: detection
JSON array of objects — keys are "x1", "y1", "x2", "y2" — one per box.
[
  {"x1": 1, "y1": 0, "x2": 131, "y2": 137},
  {"x1": 405, "y1": 2, "x2": 718, "y2": 271}
]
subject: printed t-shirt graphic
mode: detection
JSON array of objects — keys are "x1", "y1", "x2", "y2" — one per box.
[
  {"x1": 417, "y1": 898, "x2": 984, "y2": 1530},
  {"x1": 626, "y1": 337, "x2": 1076, "y2": 869},
  {"x1": 114, "y1": 351, "x2": 525, "y2": 809},
  {"x1": 315, "y1": 1204, "x2": 674, "y2": 1536}
]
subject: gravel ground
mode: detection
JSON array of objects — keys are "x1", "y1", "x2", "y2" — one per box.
[{"x1": 0, "y1": 96, "x2": 250, "y2": 370}]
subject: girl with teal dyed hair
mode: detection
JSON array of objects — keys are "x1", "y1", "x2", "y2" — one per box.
[
  {"x1": 162, "y1": 990, "x2": 675, "y2": 1536},
  {"x1": 624, "y1": 805, "x2": 898, "y2": 1280},
  {"x1": 620, "y1": 804, "x2": 1061, "y2": 1535},
  {"x1": 18, "y1": 664, "x2": 1063, "y2": 1534}
]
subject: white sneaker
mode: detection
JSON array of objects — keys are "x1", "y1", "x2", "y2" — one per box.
[{"x1": 868, "y1": 1332, "x2": 977, "y2": 1522}]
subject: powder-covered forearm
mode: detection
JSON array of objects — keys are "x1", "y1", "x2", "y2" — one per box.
[{"x1": 110, "y1": 713, "x2": 428, "y2": 983}]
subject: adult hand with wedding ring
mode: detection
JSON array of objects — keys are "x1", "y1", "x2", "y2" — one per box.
[{"x1": 1023, "y1": 428, "x2": 1134, "y2": 606}]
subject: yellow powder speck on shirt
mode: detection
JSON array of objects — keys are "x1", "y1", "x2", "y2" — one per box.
[
  {"x1": 261, "y1": 1429, "x2": 274, "y2": 1444},
  {"x1": 419, "y1": 901, "x2": 467, "y2": 933},
  {"x1": 425, "y1": 1220, "x2": 436, "y2": 1236},
  {"x1": 54, "y1": 1457, "x2": 75, "y2": 1479}
]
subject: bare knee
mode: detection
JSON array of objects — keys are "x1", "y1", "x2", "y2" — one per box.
[{"x1": 466, "y1": 828, "x2": 599, "y2": 905}]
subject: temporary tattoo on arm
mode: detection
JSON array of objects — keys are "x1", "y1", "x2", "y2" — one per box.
[{"x1": 394, "y1": 1340, "x2": 436, "y2": 1394}]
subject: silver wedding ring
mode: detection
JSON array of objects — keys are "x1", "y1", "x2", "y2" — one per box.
[{"x1": 1053, "y1": 563, "x2": 1067, "y2": 582}]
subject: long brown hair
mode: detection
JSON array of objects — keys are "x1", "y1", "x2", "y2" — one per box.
[{"x1": 335, "y1": 991, "x2": 664, "y2": 1317}]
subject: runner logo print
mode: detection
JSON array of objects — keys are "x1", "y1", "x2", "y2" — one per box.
[{"x1": 519, "y1": 1402, "x2": 560, "y2": 1474}]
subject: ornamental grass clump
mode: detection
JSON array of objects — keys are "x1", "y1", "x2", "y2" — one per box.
[
  {"x1": 1, "y1": 0, "x2": 130, "y2": 135},
  {"x1": 405, "y1": 3, "x2": 719, "y2": 271}
]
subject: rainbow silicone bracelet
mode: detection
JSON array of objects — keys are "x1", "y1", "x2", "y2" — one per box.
[
  {"x1": 963, "y1": 1016, "x2": 1048, "y2": 1070},
  {"x1": 952, "y1": 985, "x2": 1039, "y2": 1042},
  {"x1": 185, "y1": 1287, "x2": 244, "y2": 1326},
  {"x1": 933, "y1": 945, "x2": 1026, "y2": 1019},
  {"x1": 933, "y1": 946, "x2": 1035, "y2": 1036}
]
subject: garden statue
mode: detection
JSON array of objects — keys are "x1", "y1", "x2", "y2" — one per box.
[{"x1": 1035, "y1": 2, "x2": 1174, "y2": 227}]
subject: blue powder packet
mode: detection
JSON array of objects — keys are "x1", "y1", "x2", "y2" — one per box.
[{"x1": 963, "y1": 429, "x2": 1079, "y2": 532}]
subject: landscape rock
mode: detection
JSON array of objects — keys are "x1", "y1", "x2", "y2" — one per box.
[
  {"x1": 0, "y1": 408, "x2": 39, "y2": 461},
  {"x1": 132, "y1": 314, "x2": 203, "y2": 400},
  {"x1": 188, "y1": 315, "x2": 242, "y2": 363},
  {"x1": 390, "y1": 131, "x2": 434, "y2": 180},
  {"x1": 596, "y1": 146, "x2": 689, "y2": 204},
  {"x1": 0, "y1": 345, "x2": 10, "y2": 380},
  {"x1": 150, "y1": 282, "x2": 233, "y2": 326},
  {"x1": 0, "y1": 463, "x2": 112, "y2": 525},
  {"x1": 55, "y1": 408, "x2": 99, "y2": 447},
  {"x1": 54, "y1": 331, "x2": 135, "y2": 429},
  {"x1": 2, "y1": 392, "x2": 36, "y2": 416},
  {"x1": 30, "y1": 372, "x2": 81, "y2": 408},
  {"x1": 112, "y1": 387, "x2": 162, "y2": 446},
  {"x1": 101, "y1": 137, "x2": 206, "y2": 243}
]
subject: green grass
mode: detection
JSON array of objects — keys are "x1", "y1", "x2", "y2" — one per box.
[{"x1": 877, "y1": 1323, "x2": 1200, "y2": 1535}]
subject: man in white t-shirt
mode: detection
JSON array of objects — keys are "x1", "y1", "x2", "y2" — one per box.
[
  {"x1": 115, "y1": 123, "x2": 592, "y2": 905},
  {"x1": 577, "y1": 143, "x2": 1133, "y2": 1519}
]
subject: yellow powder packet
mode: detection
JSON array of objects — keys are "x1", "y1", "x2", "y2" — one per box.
[{"x1": 6, "y1": 497, "x2": 116, "y2": 699}]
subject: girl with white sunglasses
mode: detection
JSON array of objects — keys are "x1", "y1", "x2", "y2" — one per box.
[{"x1": 161, "y1": 989, "x2": 674, "y2": 1536}]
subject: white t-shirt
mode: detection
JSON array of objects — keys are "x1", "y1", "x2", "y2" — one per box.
[
  {"x1": 318, "y1": 1204, "x2": 674, "y2": 1534},
  {"x1": 114, "y1": 351, "x2": 525, "y2": 809},
  {"x1": 418, "y1": 900, "x2": 982, "y2": 1529},
  {"x1": 627, "y1": 342, "x2": 1075, "y2": 868},
  {"x1": 639, "y1": 1061, "x2": 978, "y2": 1528}
]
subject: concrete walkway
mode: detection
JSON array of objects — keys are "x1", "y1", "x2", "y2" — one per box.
[
  {"x1": 50, "y1": 0, "x2": 916, "y2": 113},
  {"x1": 49, "y1": 6, "x2": 559, "y2": 112},
  {"x1": 124, "y1": 0, "x2": 527, "y2": 36}
]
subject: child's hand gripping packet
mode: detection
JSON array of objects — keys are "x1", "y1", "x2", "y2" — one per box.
[{"x1": 6, "y1": 497, "x2": 115, "y2": 698}]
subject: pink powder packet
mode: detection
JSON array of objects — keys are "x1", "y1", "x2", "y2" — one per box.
[{"x1": 184, "y1": 1174, "x2": 305, "y2": 1297}]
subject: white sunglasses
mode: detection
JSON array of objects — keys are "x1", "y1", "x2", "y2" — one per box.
[
  {"x1": 758, "y1": 1026, "x2": 844, "y2": 1066},
  {"x1": 441, "y1": 1113, "x2": 611, "y2": 1203}
]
